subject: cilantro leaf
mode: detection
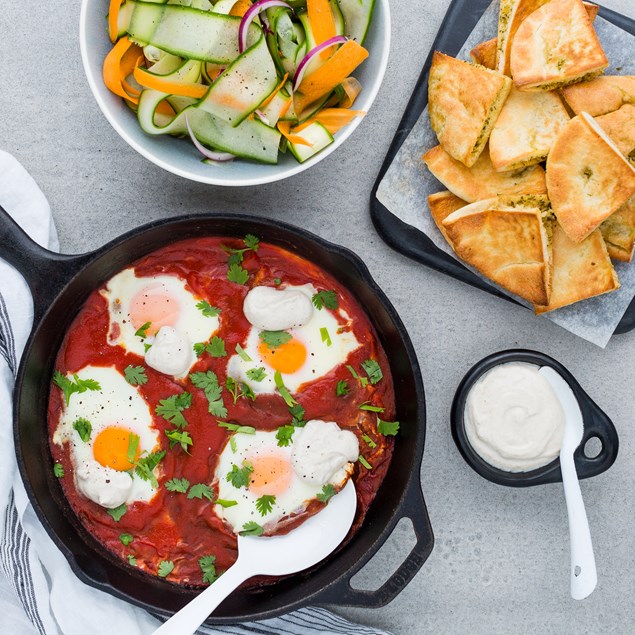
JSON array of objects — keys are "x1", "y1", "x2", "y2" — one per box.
[
  {"x1": 127, "y1": 433, "x2": 140, "y2": 464},
  {"x1": 127, "y1": 555, "x2": 137, "y2": 566},
  {"x1": 107, "y1": 504, "x2": 127, "y2": 522},
  {"x1": 235, "y1": 344, "x2": 252, "y2": 362},
  {"x1": 274, "y1": 371, "x2": 297, "y2": 407},
  {"x1": 243, "y1": 234, "x2": 260, "y2": 251},
  {"x1": 225, "y1": 377, "x2": 256, "y2": 404},
  {"x1": 259, "y1": 330, "x2": 292, "y2": 349},
  {"x1": 320, "y1": 327, "x2": 332, "y2": 346},
  {"x1": 206, "y1": 336, "x2": 227, "y2": 358},
  {"x1": 196, "y1": 300, "x2": 221, "y2": 318},
  {"x1": 190, "y1": 371, "x2": 227, "y2": 418},
  {"x1": 53, "y1": 371, "x2": 101, "y2": 406},
  {"x1": 362, "y1": 434, "x2": 377, "y2": 449},
  {"x1": 240, "y1": 521, "x2": 264, "y2": 537},
  {"x1": 216, "y1": 498, "x2": 238, "y2": 508},
  {"x1": 72, "y1": 417, "x2": 92, "y2": 443},
  {"x1": 135, "y1": 450, "x2": 166, "y2": 488},
  {"x1": 165, "y1": 477, "x2": 190, "y2": 493},
  {"x1": 187, "y1": 483, "x2": 215, "y2": 501},
  {"x1": 312, "y1": 290, "x2": 339, "y2": 310},
  {"x1": 53, "y1": 463, "x2": 64, "y2": 478},
  {"x1": 134, "y1": 322, "x2": 151, "y2": 338},
  {"x1": 359, "y1": 402, "x2": 385, "y2": 413},
  {"x1": 218, "y1": 421, "x2": 256, "y2": 435},
  {"x1": 155, "y1": 392, "x2": 191, "y2": 429},
  {"x1": 256, "y1": 494, "x2": 276, "y2": 516},
  {"x1": 124, "y1": 365, "x2": 147, "y2": 386},
  {"x1": 289, "y1": 403, "x2": 306, "y2": 427},
  {"x1": 227, "y1": 462, "x2": 253, "y2": 489},
  {"x1": 317, "y1": 484, "x2": 336, "y2": 503},
  {"x1": 119, "y1": 533, "x2": 134, "y2": 546},
  {"x1": 276, "y1": 425, "x2": 295, "y2": 447},
  {"x1": 347, "y1": 364, "x2": 368, "y2": 387},
  {"x1": 358, "y1": 456, "x2": 372, "y2": 470},
  {"x1": 199, "y1": 555, "x2": 219, "y2": 585},
  {"x1": 227, "y1": 262, "x2": 249, "y2": 285},
  {"x1": 193, "y1": 342, "x2": 207, "y2": 358},
  {"x1": 246, "y1": 367, "x2": 266, "y2": 382},
  {"x1": 165, "y1": 429, "x2": 193, "y2": 453},
  {"x1": 336, "y1": 380, "x2": 349, "y2": 397},
  {"x1": 362, "y1": 359, "x2": 383, "y2": 385},
  {"x1": 377, "y1": 417, "x2": 400, "y2": 436},
  {"x1": 157, "y1": 560, "x2": 174, "y2": 578}
]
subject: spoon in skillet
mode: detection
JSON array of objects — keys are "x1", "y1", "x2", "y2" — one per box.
[
  {"x1": 154, "y1": 480, "x2": 357, "y2": 635},
  {"x1": 539, "y1": 367, "x2": 597, "y2": 600}
]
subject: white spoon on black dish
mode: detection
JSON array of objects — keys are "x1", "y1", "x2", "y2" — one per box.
[{"x1": 154, "y1": 480, "x2": 357, "y2": 635}]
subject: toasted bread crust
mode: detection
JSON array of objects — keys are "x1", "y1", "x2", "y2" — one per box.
[
  {"x1": 427, "y1": 191, "x2": 468, "y2": 244},
  {"x1": 595, "y1": 104, "x2": 635, "y2": 161},
  {"x1": 561, "y1": 75, "x2": 635, "y2": 116},
  {"x1": 601, "y1": 196, "x2": 635, "y2": 262},
  {"x1": 470, "y1": 38, "x2": 497, "y2": 70}
]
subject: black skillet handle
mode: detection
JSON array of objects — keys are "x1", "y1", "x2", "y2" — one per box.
[
  {"x1": 0, "y1": 204, "x2": 91, "y2": 322},
  {"x1": 315, "y1": 479, "x2": 434, "y2": 608}
]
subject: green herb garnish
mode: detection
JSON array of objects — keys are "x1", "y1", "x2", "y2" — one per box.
[
  {"x1": 199, "y1": 555, "x2": 219, "y2": 585},
  {"x1": 358, "y1": 456, "x2": 372, "y2": 470},
  {"x1": 196, "y1": 300, "x2": 221, "y2": 318},
  {"x1": 361, "y1": 359, "x2": 383, "y2": 385},
  {"x1": 134, "y1": 322, "x2": 151, "y2": 339},
  {"x1": 157, "y1": 560, "x2": 174, "y2": 578},
  {"x1": 312, "y1": 290, "x2": 339, "y2": 310},
  {"x1": 235, "y1": 344, "x2": 252, "y2": 362},
  {"x1": 127, "y1": 433, "x2": 140, "y2": 464},
  {"x1": 53, "y1": 463, "x2": 64, "y2": 478},
  {"x1": 359, "y1": 402, "x2": 385, "y2": 413},
  {"x1": 259, "y1": 330, "x2": 292, "y2": 349},
  {"x1": 320, "y1": 327, "x2": 332, "y2": 347},
  {"x1": 135, "y1": 450, "x2": 166, "y2": 488},
  {"x1": 377, "y1": 417, "x2": 400, "y2": 436},
  {"x1": 256, "y1": 494, "x2": 276, "y2": 516},
  {"x1": 165, "y1": 429, "x2": 193, "y2": 453},
  {"x1": 107, "y1": 504, "x2": 127, "y2": 522},
  {"x1": 240, "y1": 521, "x2": 264, "y2": 537},
  {"x1": 227, "y1": 462, "x2": 254, "y2": 489},
  {"x1": 274, "y1": 370, "x2": 297, "y2": 407},
  {"x1": 336, "y1": 380, "x2": 349, "y2": 397},
  {"x1": 276, "y1": 425, "x2": 295, "y2": 447},
  {"x1": 227, "y1": 263, "x2": 249, "y2": 285},
  {"x1": 187, "y1": 483, "x2": 215, "y2": 501},
  {"x1": 72, "y1": 417, "x2": 92, "y2": 443},
  {"x1": 218, "y1": 421, "x2": 256, "y2": 435},
  {"x1": 124, "y1": 365, "x2": 147, "y2": 386},
  {"x1": 206, "y1": 336, "x2": 227, "y2": 358},
  {"x1": 53, "y1": 371, "x2": 101, "y2": 406},
  {"x1": 246, "y1": 367, "x2": 267, "y2": 382},
  {"x1": 190, "y1": 371, "x2": 227, "y2": 418},
  {"x1": 165, "y1": 477, "x2": 190, "y2": 493},
  {"x1": 316, "y1": 484, "x2": 336, "y2": 503},
  {"x1": 346, "y1": 365, "x2": 368, "y2": 388},
  {"x1": 155, "y1": 392, "x2": 191, "y2": 429},
  {"x1": 362, "y1": 434, "x2": 377, "y2": 449},
  {"x1": 119, "y1": 533, "x2": 134, "y2": 546}
]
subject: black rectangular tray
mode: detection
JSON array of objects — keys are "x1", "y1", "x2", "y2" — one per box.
[{"x1": 370, "y1": 0, "x2": 635, "y2": 334}]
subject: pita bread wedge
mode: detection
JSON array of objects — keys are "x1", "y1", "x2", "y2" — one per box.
[
  {"x1": 470, "y1": 39, "x2": 497, "y2": 70},
  {"x1": 489, "y1": 88, "x2": 570, "y2": 171},
  {"x1": 510, "y1": 0, "x2": 608, "y2": 92},
  {"x1": 422, "y1": 144, "x2": 547, "y2": 203},
  {"x1": 547, "y1": 113, "x2": 635, "y2": 243},
  {"x1": 442, "y1": 196, "x2": 553, "y2": 305},
  {"x1": 595, "y1": 104, "x2": 635, "y2": 163},
  {"x1": 428, "y1": 51, "x2": 512, "y2": 167},
  {"x1": 601, "y1": 196, "x2": 635, "y2": 262},
  {"x1": 561, "y1": 75, "x2": 635, "y2": 116},
  {"x1": 535, "y1": 225, "x2": 619, "y2": 314},
  {"x1": 428, "y1": 191, "x2": 468, "y2": 244}
]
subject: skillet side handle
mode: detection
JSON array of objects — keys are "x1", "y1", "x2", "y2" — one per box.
[
  {"x1": 315, "y1": 480, "x2": 434, "y2": 609},
  {"x1": 574, "y1": 399, "x2": 619, "y2": 481}
]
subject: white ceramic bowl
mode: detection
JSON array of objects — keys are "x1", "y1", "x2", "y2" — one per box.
[{"x1": 79, "y1": 0, "x2": 390, "y2": 186}]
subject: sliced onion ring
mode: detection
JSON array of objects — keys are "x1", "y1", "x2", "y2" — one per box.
[
  {"x1": 185, "y1": 114, "x2": 235, "y2": 162},
  {"x1": 239, "y1": 0, "x2": 292, "y2": 53},
  {"x1": 293, "y1": 35, "x2": 348, "y2": 92},
  {"x1": 254, "y1": 109, "x2": 271, "y2": 126}
]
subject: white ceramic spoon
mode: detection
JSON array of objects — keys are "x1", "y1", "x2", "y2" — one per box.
[
  {"x1": 154, "y1": 480, "x2": 357, "y2": 635},
  {"x1": 539, "y1": 366, "x2": 597, "y2": 600}
]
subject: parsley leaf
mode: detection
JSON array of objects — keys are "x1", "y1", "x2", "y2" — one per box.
[
  {"x1": 276, "y1": 425, "x2": 295, "y2": 447},
  {"x1": 124, "y1": 365, "x2": 147, "y2": 386},
  {"x1": 362, "y1": 434, "x2": 377, "y2": 449},
  {"x1": 127, "y1": 433, "x2": 140, "y2": 464},
  {"x1": 227, "y1": 262, "x2": 249, "y2": 285},
  {"x1": 53, "y1": 463, "x2": 64, "y2": 478},
  {"x1": 119, "y1": 533, "x2": 134, "y2": 546},
  {"x1": 320, "y1": 327, "x2": 332, "y2": 346},
  {"x1": 274, "y1": 371, "x2": 297, "y2": 407},
  {"x1": 165, "y1": 477, "x2": 190, "y2": 493},
  {"x1": 135, "y1": 450, "x2": 166, "y2": 488},
  {"x1": 377, "y1": 417, "x2": 400, "y2": 436},
  {"x1": 289, "y1": 403, "x2": 306, "y2": 427},
  {"x1": 53, "y1": 371, "x2": 101, "y2": 406},
  {"x1": 312, "y1": 290, "x2": 339, "y2": 310},
  {"x1": 72, "y1": 417, "x2": 92, "y2": 443},
  {"x1": 196, "y1": 300, "x2": 221, "y2": 317},
  {"x1": 157, "y1": 560, "x2": 174, "y2": 578},
  {"x1": 165, "y1": 429, "x2": 193, "y2": 453},
  {"x1": 218, "y1": 421, "x2": 256, "y2": 435},
  {"x1": 359, "y1": 402, "x2": 385, "y2": 413},
  {"x1": 227, "y1": 462, "x2": 253, "y2": 489},
  {"x1": 190, "y1": 371, "x2": 227, "y2": 418},
  {"x1": 216, "y1": 499, "x2": 238, "y2": 508},
  {"x1": 240, "y1": 521, "x2": 264, "y2": 537},
  {"x1": 358, "y1": 456, "x2": 372, "y2": 470},
  {"x1": 362, "y1": 359, "x2": 383, "y2": 385},
  {"x1": 193, "y1": 342, "x2": 207, "y2": 358},
  {"x1": 127, "y1": 555, "x2": 137, "y2": 566},
  {"x1": 235, "y1": 344, "x2": 252, "y2": 362},
  {"x1": 246, "y1": 367, "x2": 266, "y2": 382},
  {"x1": 256, "y1": 494, "x2": 276, "y2": 516},
  {"x1": 347, "y1": 365, "x2": 368, "y2": 387},
  {"x1": 336, "y1": 380, "x2": 349, "y2": 397},
  {"x1": 199, "y1": 555, "x2": 219, "y2": 585},
  {"x1": 134, "y1": 322, "x2": 151, "y2": 339},
  {"x1": 155, "y1": 392, "x2": 191, "y2": 429},
  {"x1": 259, "y1": 330, "x2": 292, "y2": 349},
  {"x1": 188, "y1": 483, "x2": 215, "y2": 501},
  {"x1": 206, "y1": 336, "x2": 227, "y2": 358},
  {"x1": 317, "y1": 484, "x2": 336, "y2": 503},
  {"x1": 107, "y1": 504, "x2": 127, "y2": 522}
]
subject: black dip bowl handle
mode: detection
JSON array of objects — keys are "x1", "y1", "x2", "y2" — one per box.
[{"x1": 451, "y1": 349, "x2": 619, "y2": 487}]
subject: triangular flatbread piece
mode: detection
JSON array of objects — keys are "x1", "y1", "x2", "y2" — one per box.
[
  {"x1": 470, "y1": 38, "x2": 497, "y2": 70},
  {"x1": 535, "y1": 224, "x2": 619, "y2": 313},
  {"x1": 442, "y1": 196, "x2": 553, "y2": 305},
  {"x1": 428, "y1": 51, "x2": 512, "y2": 167},
  {"x1": 595, "y1": 104, "x2": 635, "y2": 163},
  {"x1": 510, "y1": 0, "x2": 607, "y2": 91},
  {"x1": 489, "y1": 87, "x2": 570, "y2": 171},
  {"x1": 561, "y1": 75, "x2": 635, "y2": 116},
  {"x1": 601, "y1": 195, "x2": 635, "y2": 262},
  {"x1": 427, "y1": 191, "x2": 467, "y2": 244},
  {"x1": 547, "y1": 113, "x2": 635, "y2": 243},
  {"x1": 422, "y1": 144, "x2": 547, "y2": 202}
]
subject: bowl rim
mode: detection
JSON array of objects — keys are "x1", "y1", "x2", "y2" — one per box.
[{"x1": 78, "y1": 0, "x2": 391, "y2": 187}]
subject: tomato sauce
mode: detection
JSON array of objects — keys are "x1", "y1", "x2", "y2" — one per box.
[{"x1": 48, "y1": 237, "x2": 395, "y2": 587}]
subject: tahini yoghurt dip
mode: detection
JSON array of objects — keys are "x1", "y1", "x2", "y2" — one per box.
[{"x1": 465, "y1": 362, "x2": 566, "y2": 472}]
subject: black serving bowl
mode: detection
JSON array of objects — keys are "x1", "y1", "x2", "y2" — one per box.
[{"x1": 451, "y1": 349, "x2": 619, "y2": 487}]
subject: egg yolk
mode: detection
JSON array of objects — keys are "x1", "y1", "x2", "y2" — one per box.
[
  {"x1": 130, "y1": 286, "x2": 180, "y2": 336},
  {"x1": 258, "y1": 338, "x2": 307, "y2": 374},
  {"x1": 248, "y1": 454, "x2": 293, "y2": 497},
  {"x1": 93, "y1": 426, "x2": 141, "y2": 471}
]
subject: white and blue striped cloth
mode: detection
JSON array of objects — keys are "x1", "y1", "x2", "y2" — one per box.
[{"x1": 0, "y1": 150, "x2": 391, "y2": 635}]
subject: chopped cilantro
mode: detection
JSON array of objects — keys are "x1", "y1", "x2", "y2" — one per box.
[
  {"x1": 155, "y1": 392, "x2": 191, "y2": 429},
  {"x1": 227, "y1": 462, "x2": 253, "y2": 489},
  {"x1": 127, "y1": 433, "x2": 140, "y2": 464},
  {"x1": 124, "y1": 365, "x2": 147, "y2": 386},
  {"x1": 187, "y1": 483, "x2": 215, "y2": 501},
  {"x1": 119, "y1": 533, "x2": 134, "y2": 546},
  {"x1": 165, "y1": 477, "x2": 190, "y2": 493},
  {"x1": 274, "y1": 371, "x2": 297, "y2": 407},
  {"x1": 273, "y1": 277, "x2": 282, "y2": 286},
  {"x1": 227, "y1": 262, "x2": 249, "y2": 285},
  {"x1": 196, "y1": 300, "x2": 221, "y2": 317},
  {"x1": 218, "y1": 421, "x2": 256, "y2": 435},
  {"x1": 216, "y1": 499, "x2": 238, "y2": 508},
  {"x1": 362, "y1": 359, "x2": 383, "y2": 385},
  {"x1": 243, "y1": 234, "x2": 260, "y2": 251},
  {"x1": 359, "y1": 402, "x2": 385, "y2": 413},
  {"x1": 235, "y1": 344, "x2": 252, "y2": 362},
  {"x1": 336, "y1": 380, "x2": 349, "y2": 397},
  {"x1": 134, "y1": 322, "x2": 151, "y2": 339},
  {"x1": 127, "y1": 555, "x2": 137, "y2": 566},
  {"x1": 165, "y1": 429, "x2": 193, "y2": 453},
  {"x1": 107, "y1": 504, "x2": 127, "y2": 522},
  {"x1": 246, "y1": 367, "x2": 266, "y2": 382},
  {"x1": 240, "y1": 521, "x2": 264, "y2": 537},
  {"x1": 206, "y1": 336, "x2": 227, "y2": 358},
  {"x1": 289, "y1": 402, "x2": 306, "y2": 427},
  {"x1": 320, "y1": 327, "x2": 332, "y2": 347},
  {"x1": 199, "y1": 555, "x2": 219, "y2": 585},
  {"x1": 377, "y1": 417, "x2": 400, "y2": 436},
  {"x1": 317, "y1": 484, "x2": 336, "y2": 503},
  {"x1": 190, "y1": 371, "x2": 227, "y2": 418},
  {"x1": 347, "y1": 365, "x2": 368, "y2": 388},
  {"x1": 276, "y1": 425, "x2": 295, "y2": 447},
  {"x1": 157, "y1": 560, "x2": 174, "y2": 578},
  {"x1": 193, "y1": 342, "x2": 207, "y2": 358},
  {"x1": 53, "y1": 463, "x2": 64, "y2": 478},
  {"x1": 256, "y1": 494, "x2": 276, "y2": 516},
  {"x1": 135, "y1": 451, "x2": 166, "y2": 488},
  {"x1": 72, "y1": 417, "x2": 92, "y2": 443},
  {"x1": 362, "y1": 434, "x2": 377, "y2": 449},
  {"x1": 226, "y1": 377, "x2": 256, "y2": 404},
  {"x1": 259, "y1": 330, "x2": 292, "y2": 349},
  {"x1": 53, "y1": 371, "x2": 101, "y2": 406},
  {"x1": 358, "y1": 456, "x2": 372, "y2": 470},
  {"x1": 312, "y1": 290, "x2": 339, "y2": 310}
]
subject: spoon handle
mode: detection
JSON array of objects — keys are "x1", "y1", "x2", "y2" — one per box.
[
  {"x1": 560, "y1": 450, "x2": 597, "y2": 600},
  {"x1": 153, "y1": 561, "x2": 251, "y2": 635}
]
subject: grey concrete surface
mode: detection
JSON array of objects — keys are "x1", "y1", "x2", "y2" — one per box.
[{"x1": 2, "y1": 1, "x2": 635, "y2": 634}]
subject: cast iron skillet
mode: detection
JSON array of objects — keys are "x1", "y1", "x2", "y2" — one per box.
[{"x1": 0, "y1": 206, "x2": 433, "y2": 624}]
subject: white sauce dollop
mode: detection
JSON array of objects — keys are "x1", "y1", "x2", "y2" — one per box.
[
  {"x1": 465, "y1": 362, "x2": 565, "y2": 472},
  {"x1": 291, "y1": 419, "x2": 359, "y2": 485},
  {"x1": 243, "y1": 285, "x2": 314, "y2": 331},
  {"x1": 144, "y1": 326, "x2": 192, "y2": 377},
  {"x1": 74, "y1": 461, "x2": 134, "y2": 509}
]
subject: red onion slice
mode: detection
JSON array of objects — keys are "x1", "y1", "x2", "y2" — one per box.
[
  {"x1": 239, "y1": 0, "x2": 292, "y2": 53},
  {"x1": 293, "y1": 35, "x2": 348, "y2": 92},
  {"x1": 185, "y1": 114, "x2": 235, "y2": 162},
  {"x1": 254, "y1": 109, "x2": 271, "y2": 126}
]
